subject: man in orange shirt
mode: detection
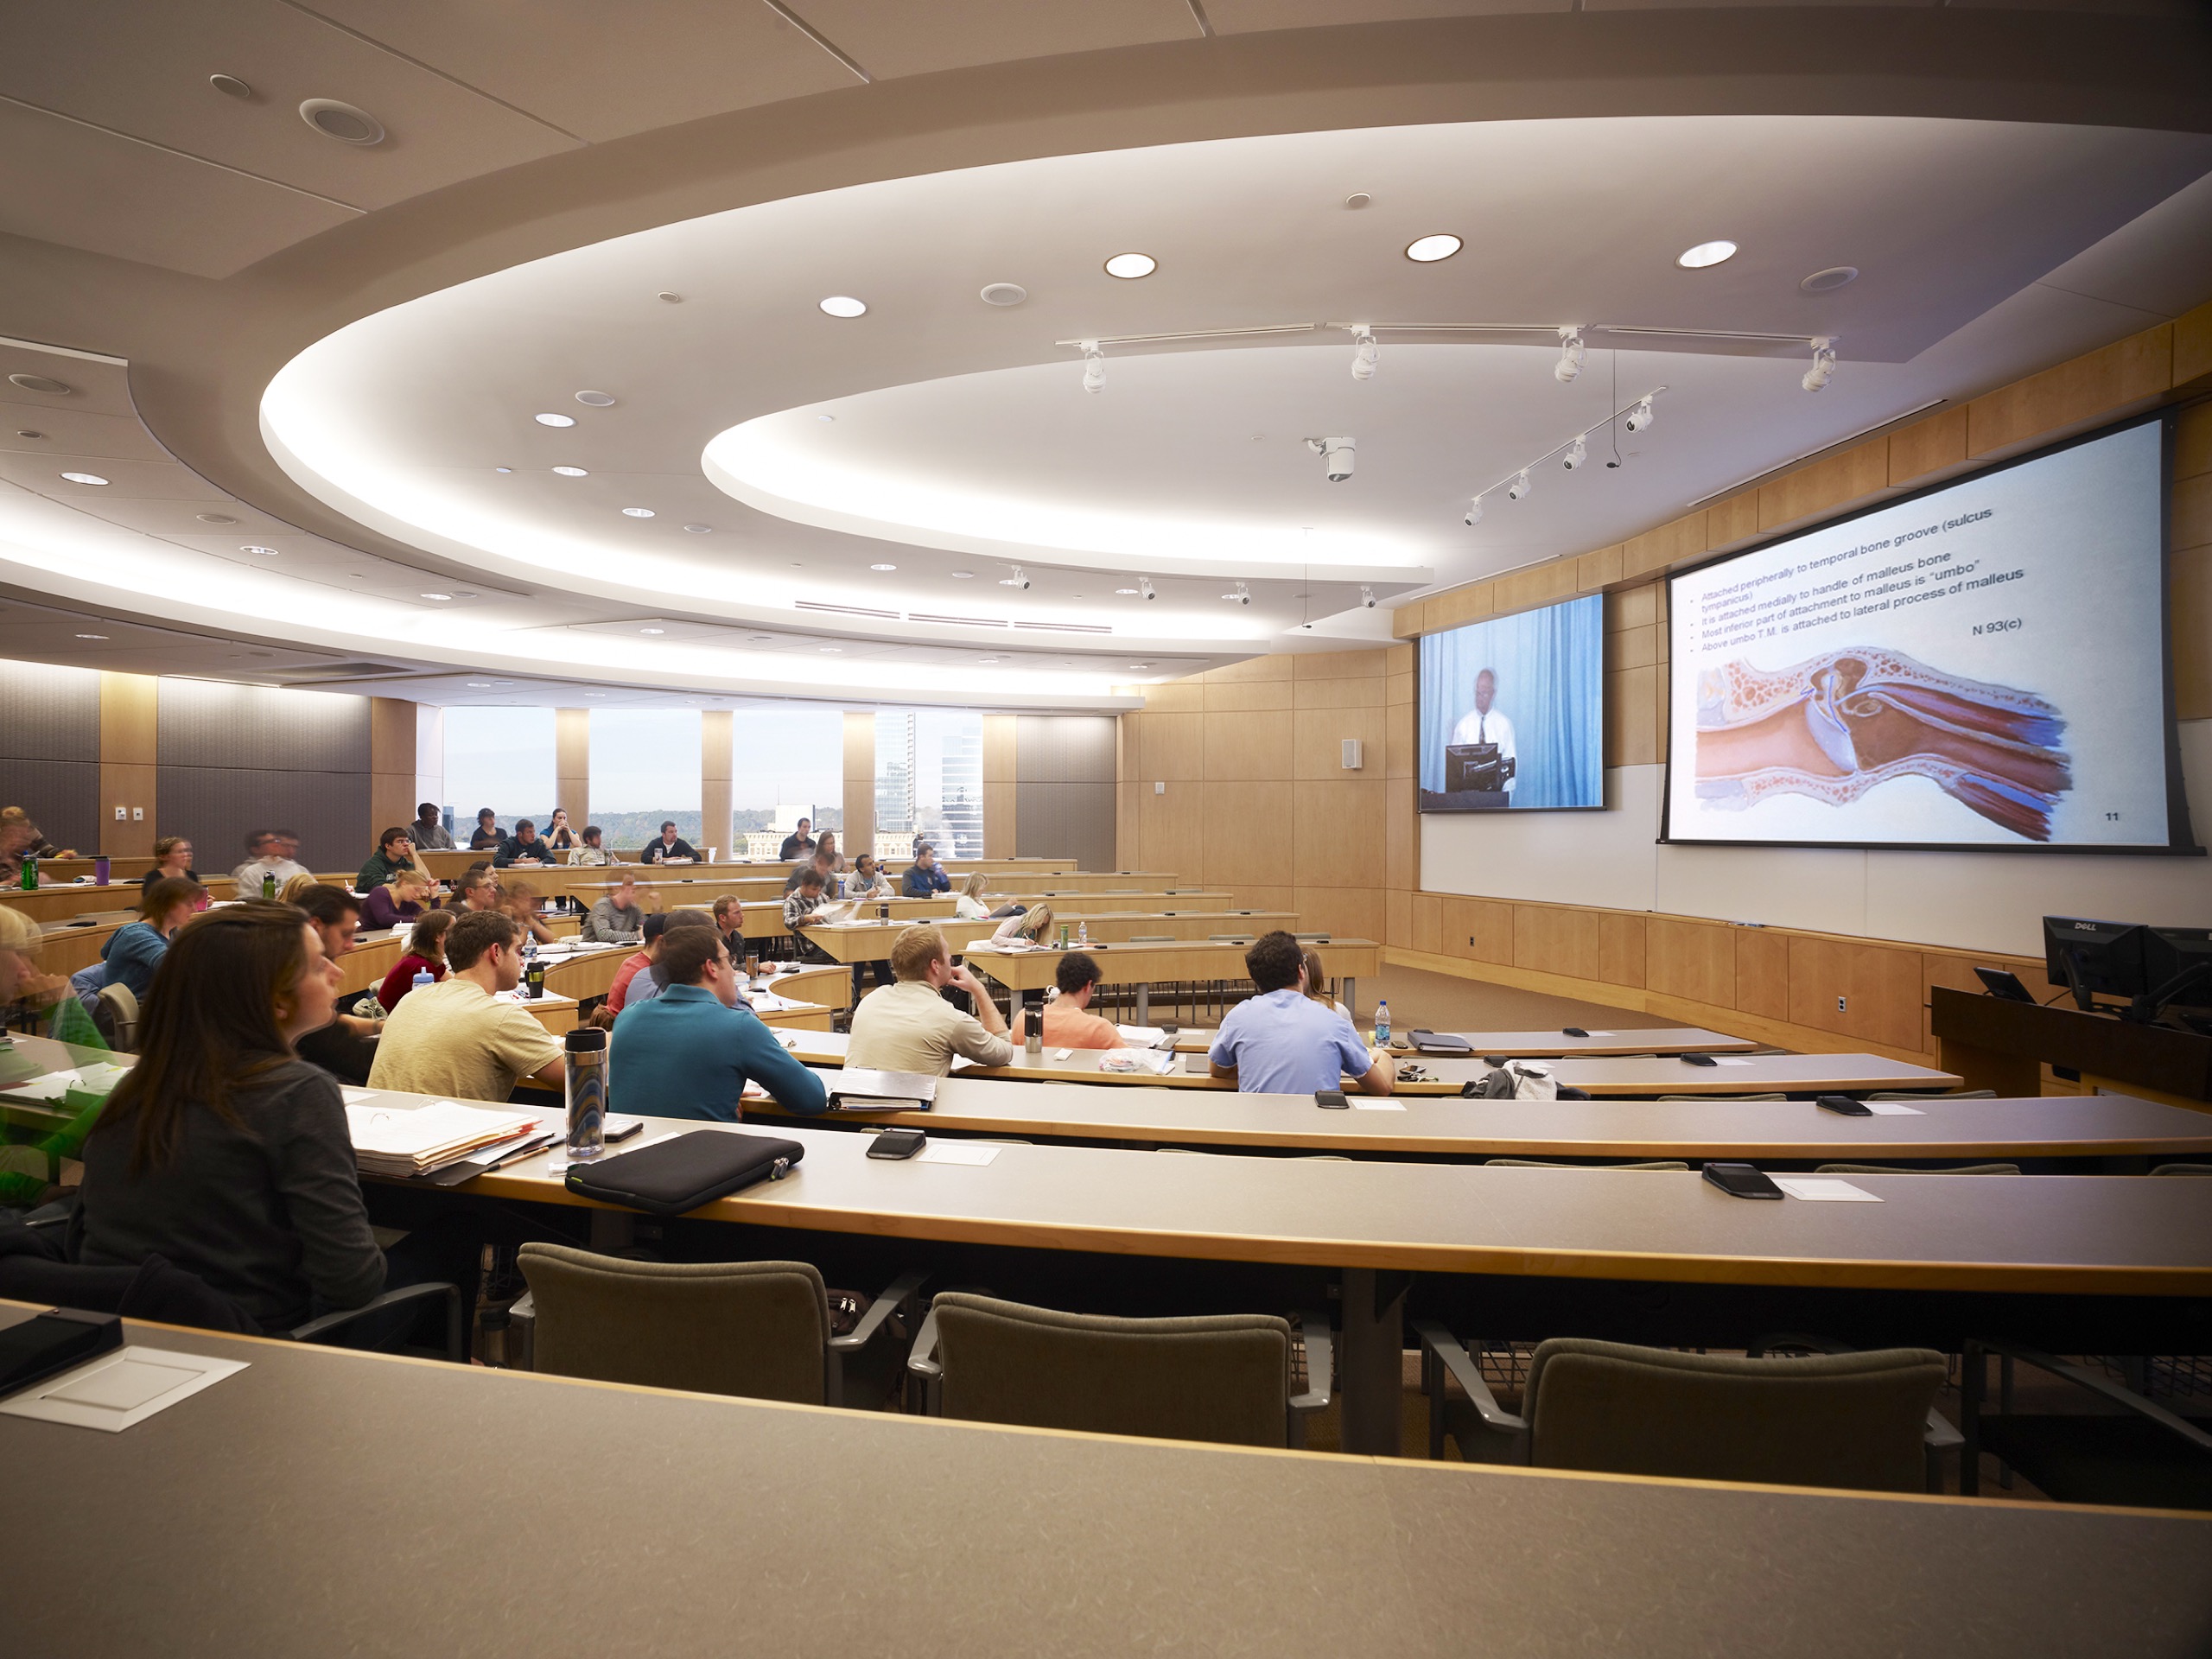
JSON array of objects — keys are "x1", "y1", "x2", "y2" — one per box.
[
  {"x1": 607, "y1": 911, "x2": 671, "y2": 1016},
  {"x1": 1027, "y1": 952, "x2": 1127, "y2": 1051}
]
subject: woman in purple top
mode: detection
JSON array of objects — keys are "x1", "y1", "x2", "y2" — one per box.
[{"x1": 360, "y1": 868, "x2": 430, "y2": 931}]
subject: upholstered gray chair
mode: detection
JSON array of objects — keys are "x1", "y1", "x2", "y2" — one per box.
[
  {"x1": 1814, "y1": 1162, "x2": 2020, "y2": 1176},
  {"x1": 1417, "y1": 1328, "x2": 1946, "y2": 1493},
  {"x1": 907, "y1": 1291, "x2": 1332, "y2": 1447},
  {"x1": 515, "y1": 1243, "x2": 922, "y2": 1407}
]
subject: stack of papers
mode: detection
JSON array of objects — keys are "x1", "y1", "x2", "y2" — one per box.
[
  {"x1": 0, "y1": 1062, "x2": 131, "y2": 1103},
  {"x1": 747, "y1": 990, "x2": 814, "y2": 1013},
  {"x1": 1116, "y1": 1025, "x2": 1173, "y2": 1049},
  {"x1": 1099, "y1": 1049, "x2": 1177, "y2": 1076},
  {"x1": 346, "y1": 1101, "x2": 540, "y2": 1178},
  {"x1": 829, "y1": 1068, "x2": 938, "y2": 1112}
]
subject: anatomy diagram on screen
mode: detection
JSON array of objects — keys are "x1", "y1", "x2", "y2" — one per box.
[{"x1": 1693, "y1": 649, "x2": 2072, "y2": 841}]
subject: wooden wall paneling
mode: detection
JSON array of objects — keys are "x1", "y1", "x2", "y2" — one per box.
[
  {"x1": 1383, "y1": 700, "x2": 1414, "y2": 780},
  {"x1": 1888, "y1": 406, "x2": 1970, "y2": 487},
  {"x1": 2174, "y1": 404, "x2": 2212, "y2": 719},
  {"x1": 1733, "y1": 927, "x2": 1791, "y2": 1022},
  {"x1": 2178, "y1": 400, "x2": 2212, "y2": 480},
  {"x1": 1227, "y1": 884, "x2": 1297, "y2": 917},
  {"x1": 1202, "y1": 710, "x2": 1293, "y2": 780},
  {"x1": 1424, "y1": 582, "x2": 1493, "y2": 632},
  {"x1": 1758, "y1": 440, "x2": 1891, "y2": 533},
  {"x1": 1621, "y1": 512, "x2": 1709, "y2": 580},
  {"x1": 1391, "y1": 604, "x2": 1423, "y2": 640},
  {"x1": 1491, "y1": 561, "x2": 1578, "y2": 616},
  {"x1": 2175, "y1": 296, "x2": 2212, "y2": 386},
  {"x1": 1295, "y1": 886, "x2": 1384, "y2": 944},
  {"x1": 1706, "y1": 493, "x2": 1760, "y2": 550},
  {"x1": 1605, "y1": 664, "x2": 1663, "y2": 768},
  {"x1": 1293, "y1": 705, "x2": 1384, "y2": 780},
  {"x1": 1440, "y1": 894, "x2": 1513, "y2": 965},
  {"x1": 1141, "y1": 680, "x2": 1204, "y2": 712},
  {"x1": 1291, "y1": 676, "x2": 1384, "y2": 711},
  {"x1": 1967, "y1": 324, "x2": 2172, "y2": 458},
  {"x1": 1605, "y1": 584, "x2": 1656, "y2": 633},
  {"x1": 1140, "y1": 710, "x2": 1205, "y2": 780},
  {"x1": 1384, "y1": 788, "x2": 1414, "y2": 892},
  {"x1": 1575, "y1": 544, "x2": 1624, "y2": 590},
  {"x1": 982, "y1": 713, "x2": 1017, "y2": 857},
  {"x1": 1411, "y1": 891, "x2": 1442, "y2": 957},
  {"x1": 1604, "y1": 625, "x2": 1659, "y2": 672},
  {"x1": 698, "y1": 709, "x2": 732, "y2": 857},
  {"x1": 555, "y1": 707, "x2": 590, "y2": 830},
  {"x1": 842, "y1": 711, "x2": 875, "y2": 857},
  {"x1": 1199, "y1": 677, "x2": 1288, "y2": 712},
  {"x1": 1292, "y1": 779, "x2": 1385, "y2": 888},
  {"x1": 1645, "y1": 917, "x2": 1734, "y2": 1007},
  {"x1": 1513, "y1": 902, "x2": 1599, "y2": 982},
  {"x1": 1203, "y1": 781, "x2": 1295, "y2": 887},
  {"x1": 1292, "y1": 648, "x2": 1387, "y2": 680},
  {"x1": 1385, "y1": 886, "x2": 1411, "y2": 949},
  {"x1": 368, "y1": 696, "x2": 419, "y2": 845},
  {"x1": 1598, "y1": 912, "x2": 1646, "y2": 988},
  {"x1": 1137, "y1": 779, "x2": 1205, "y2": 886},
  {"x1": 1784, "y1": 935, "x2": 1927, "y2": 1052},
  {"x1": 98, "y1": 670, "x2": 156, "y2": 857},
  {"x1": 1204, "y1": 657, "x2": 1293, "y2": 684}
]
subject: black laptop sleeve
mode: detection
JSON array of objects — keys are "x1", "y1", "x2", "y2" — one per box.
[{"x1": 563, "y1": 1131, "x2": 804, "y2": 1216}]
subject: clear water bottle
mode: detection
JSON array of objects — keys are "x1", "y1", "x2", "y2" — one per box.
[
  {"x1": 1077, "y1": 919, "x2": 1088, "y2": 946},
  {"x1": 1374, "y1": 1000, "x2": 1392, "y2": 1048},
  {"x1": 564, "y1": 1027, "x2": 608, "y2": 1161}
]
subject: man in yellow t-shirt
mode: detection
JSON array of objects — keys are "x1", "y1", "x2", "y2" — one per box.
[{"x1": 369, "y1": 911, "x2": 564, "y2": 1102}]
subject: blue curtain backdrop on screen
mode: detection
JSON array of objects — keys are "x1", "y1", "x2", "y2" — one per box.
[{"x1": 1419, "y1": 594, "x2": 1605, "y2": 808}]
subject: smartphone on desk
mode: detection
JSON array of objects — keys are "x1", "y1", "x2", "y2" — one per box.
[
  {"x1": 1315, "y1": 1090, "x2": 1350, "y2": 1109},
  {"x1": 1703, "y1": 1161, "x2": 1784, "y2": 1199},
  {"x1": 604, "y1": 1115, "x2": 645, "y2": 1141},
  {"x1": 868, "y1": 1128, "x2": 927, "y2": 1160},
  {"x1": 1815, "y1": 1096, "x2": 1872, "y2": 1116}
]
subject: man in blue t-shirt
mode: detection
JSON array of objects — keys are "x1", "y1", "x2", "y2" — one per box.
[
  {"x1": 1208, "y1": 931, "x2": 1394, "y2": 1097},
  {"x1": 610, "y1": 926, "x2": 826, "y2": 1122},
  {"x1": 901, "y1": 843, "x2": 951, "y2": 898}
]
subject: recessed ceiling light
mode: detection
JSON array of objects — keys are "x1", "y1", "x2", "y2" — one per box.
[
  {"x1": 551, "y1": 465, "x2": 588, "y2": 477},
  {"x1": 1114, "y1": 588, "x2": 1139, "y2": 595},
  {"x1": 980, "y1": 283, "x2": 1027, "y2": 306},
  {"x1": 9, "y1": 372, "x2": 71, "y2": 395},
  {"x1": 1129, "y1": 663, "x2": 1154, "y2": 669},
  {"x1": 493, "y1": 466, "x2": 513, "y2": 474},
  {"x1": 467, "y1": 681, "x2": 493, "y2": 688},
  {"x1": 299, "y1": 98, "x2": 383, "y2": 145},
  {"x1": 978, "y1": 656, "x2": 1001, "y2": 664},
  {"x1": 817, "y1": 414, "x2": 836, "y2": 423},
  {"x1": 196, "y1": 513, "x2": 236, "y2": 524},
  {"x1": 420, "y1": 593, "x2": 453, "y2": 601},
  {"x1": 60, "y1": 471, "x2": 108, "y2": 486},
  {"x1": 533, "y1": 412, "x2": 575, "y2": 428},
  {"x1": 682, "y1": 524, "x2": 712, "y2": 533},
  {"x1": 950, "y1": 570, "x2": 974, "y2": 579},
  {"x1": 75, "y1": 632, "x2": 108, "y2": 640},
  {"x1": 209, "y1": 73, "x2": 252, "y2": 99},
  {"x1": 658, "y1": 291, "x2": 683, "y2": 304},
  {"x1": 749, "y1": 636, "x2": 773, "y2": 643},
  {"x1": 1343, "y1": 193, "x2": 1371, "y2": 210},
  {"x1": 575, "y1": 391, "x2": 616, "y2": 407},
  {"x1": 586, "y1": 691, "x2": 607, "y2": 696},
  {"x1": 819, "y1": 646, "x2": 842, "y2": 653},
  {"x1": 240, "y1": 544, "x2": 279, "y2": 556},
  {"x1": 1801, "y1": 265, "x2": 1859, "y2": 293},
  {"x1": 15, "y1": 429, "x2": 43, "y2": 440},
  {"x1": 870, "y1": 563, "x2": 897, "y2": 571},
  {"x1": 639, "y1": 627, "x2": 665, "y2": 635},
  {"x1": 1677, "y1": 239, "x2": 1738, "y2": 269},
  {"x1": 818, "y1": 296, "x2": 867, "y2": 318},
  {"x1": 1404, "y1": 234, "x2": 1461, "y2": 263},
  {"x1": 1103, "y1": 253, "x2": 1156, "y2": 280},
  {"x1": 621, "y1": 507, "x2": 655, "y2": 518},
  {"x1": 493, "y1": 681, "x2": 513, "y2": 686}
]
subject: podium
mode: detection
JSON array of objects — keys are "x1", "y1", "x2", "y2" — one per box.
[{"x1": 1930, "y1": 986, "x2": 2212, "y2": 1109}]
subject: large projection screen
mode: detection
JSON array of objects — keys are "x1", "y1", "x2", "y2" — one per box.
[
  {"x1": 1662, "y1": 415, "x2": 2191, "y2": 853},
  {"x1": 1419, "y1": 592, "x2": 1605, "y2": 812}
]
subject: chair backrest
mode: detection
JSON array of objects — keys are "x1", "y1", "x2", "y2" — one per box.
[
  {"x1": 1868, "y1": 1090, "x2": 1996, "y2": 1100},
  {"x1": 1485, "y1": 1158, "x2": 1688, "y2": 1171},
  {"x1": 2152, "y1": 1163, "x2": 2212, "y2": 1176},
  {"x1": 1654, "y1": 1093, "x2": 1788, "y2": 1102},
  {"x1": 92, "y1": 982, "x2": 139, "y2": 1052},
  {"x1": 1814, "y1": 1162, "x2": 2020, "y2": 1176},
  {"x1": 518, "y1": 1243, "x2": 829, "y2": 1403},
  {"x1": 931, "y1": 1291, "x2": 1292, "y2": 1447},
  {"x1": 1524, "y1": 1338, "x2": 1945, "y2": 1492}
]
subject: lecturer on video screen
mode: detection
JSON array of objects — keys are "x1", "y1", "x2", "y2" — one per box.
[{"x1": 1450, "y1": 668, "x2": 1517, "y2": 796}]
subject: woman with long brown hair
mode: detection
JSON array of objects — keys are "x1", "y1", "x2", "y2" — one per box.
[{"x1": 70, "y1": 900, "x2": 387, "y2": 1332}]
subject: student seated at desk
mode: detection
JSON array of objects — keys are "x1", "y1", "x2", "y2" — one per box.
[
  {"x1": 494, "y1": 818, "x2": 557, "y2": 868},
  {"x1": 71, "y1": 901, "x2": 389, "y2": 1332},
  {"x1": 569, "y1": 824, "x2": 614, "y2": 866},
  {"x1": 953, "y1": 870, "x2": 992, "y2": 920},
  {"x1": 499, "y1": 880, "x2": 556, "y2": 946},
  {"x1": 846, "y1": 925, "x2": 1014, "y2": 1077},
  {"x1": 585, "y1": 874, "x2": 646, "y2": 944},
  {"x1": 411, "y1": 802, "x2": 454, "y2": 852},
  {"x1": 606, "y1": 911, "x2": 669, "y2": 1015},
  {"x1": 1022, "y1": 951, "x2": 1125, "y2": 1051},
  {"x1": 368, "y1": 911, "x2": 565, "y2": 1101},
  {"x1": 1, "y1": 804, "x2": 74, "y2": 861},
  {"x1": 622, "y1": 910, "x2": 716, "y2": 1009},
  {"x1": 712, "y1": 895, "x2": 746, "y2": 961},
  {"x1": 639, "y1": 821, "x2": 699, "y2": 864},
  {"x1": 141, "y1": 836, "x2": 199, "y2": 890},
  {"x1": 99, "y1": 876, "x2": 204, "y2": 1001},
  {"x1": 784, "y1": 849, "x2": 836, "y2": 895},
  {"x1": 290, "y1": 886, "x2": 381, "y2": 1087},
  {"x1": 231, "y1": 829, "x2": 309, "y2": 896},
  {"x1": 777, "y1": 817, "x2": 817, "y2": 861},
  {"x1": 847, "y1": 854, "x2": 891, "y2": 899},
  {"x1": 443, "y1": 867, "x2": 500, "y2": 914},
  {"x1": 1300, "y1": 947, "x2": 1353, "y2": 1022},
  {"x1": 0, "y1": 907, "x2": 109, "y2": 1198},
  {"x1": 361, "y1": 868, "x2": 430, "y2": 932},
  {"x1": 816, "y1": 830, "x2": 845, "y2": 874},
  {"x1": 783, "y1": 868, "x2": 836, "y2": 963},
  {"x1": 377, "y1": 910, "x2": 453, "y2": 1012},
  {"x1": 1209, "y1": 931, "x2": 1392, "y2": 1096},
  {"x1": 902, "y1": 843, "x2": 951, "y2": 898},
  {"x1": 609, "y1": 928, "x2": 825, "y2": 1122},
  {"x1": 468, "y1": 808, "x2": 502, "y2": 851},
  {"x1": 356, "y1": 825, "x2": 423, "y2": 893},
  {"x1": 543, "y1": 808, "x2": 578, "y2": 854}
]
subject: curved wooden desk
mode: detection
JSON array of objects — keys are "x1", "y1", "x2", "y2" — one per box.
[
  {"x1": 806, "y1": 910, "x2": 1300, "y2": 963},
  {"x1": 965, "y1": 938, "x2": 1381, "y2": 1022}
]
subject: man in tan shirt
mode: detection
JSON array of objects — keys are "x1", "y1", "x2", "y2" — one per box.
[
  {"x1": 368, "y1": 910, "x2": 565, "y2": 1102},
  {"x1": 844, "y1": 925, "x2": 1015, "y2": 1077}
]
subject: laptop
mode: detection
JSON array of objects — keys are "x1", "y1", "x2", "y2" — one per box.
[{"x1": 1446, "y1": 742, "x2": 1509, "y2": 793}]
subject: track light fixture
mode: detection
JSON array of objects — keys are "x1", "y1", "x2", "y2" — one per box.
[
  {"x1": 1460, "y1": 386, "x2": 1663, "y2": 525},
  {"x1": 1139, "y1": 576, "x2": 1155, "y2": 601},
  {"x1": 1361, "y1": 585, "x2": 1376, "y2": 609},
  {"x1": 1562, "y1": 434, "x2": 1588, "y2": 471},
  {"x1": 1802, "y1": 336, "x2": 1838, "y2": 392},
  {"x1": 1554, "y1": 326, "x2": 1586, "y2": 385},
  {"x1": 1306, "y1": 435, "x2": 1356, "y2": 482},
  {"x1": 1226, "y1": 582, "x2": 1251, "y2": 606},
  {"x1": 1080, "y1": 340, "x2": 1104, "y2": 395},
  {"x1": 1507, "y1": 469, "x2": 1533, "y2": 502},
  {"x1": 1624, "y1": 397, "x2": 1656, "y2": 434},
  {"x1": 1464, "y1": 495, "x2": 1484, "y2": 526},
  {"x1": 1350, "y1": 326, "x2": 1378, "y2": 382}
]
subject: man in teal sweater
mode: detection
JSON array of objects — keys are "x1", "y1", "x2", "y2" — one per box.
[{"x1": 608, "y1": 927, "x2": 828, "y2": 1122}]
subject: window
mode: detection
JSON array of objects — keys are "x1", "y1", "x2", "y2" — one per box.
[
  {"x1": 875, "y1": 709, "x2": 982, "y2": 861},
  {"x1": 442, "y1": 708, "x2": 554, "y2": 833},
  {"x1": 589, "y1": 709, "x2": 701, "y2": 847},
  {"x1": 731, "y1": 709, "x2": 842, "y2": 859}
]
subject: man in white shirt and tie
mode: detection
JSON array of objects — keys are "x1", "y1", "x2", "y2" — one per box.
[{"x1": 1449, "y1": 668, "x2": 1517, "y2": 796}]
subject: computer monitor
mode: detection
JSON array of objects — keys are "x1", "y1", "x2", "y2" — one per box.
[
  {"x1": 2143, "y1": 926, "x2": 2212, "y2": 1012},
  {"x1": 2043, "y1": 916, "x2": 2152, "y2": 1009}
]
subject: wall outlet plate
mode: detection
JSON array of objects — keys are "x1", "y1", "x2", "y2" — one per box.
[
  {"x1": 113, "y1": 806, "x2": 125, "y2": 820},
  {"x1": 132, "y1": 808, "x2": 143, "y2": 821}
]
